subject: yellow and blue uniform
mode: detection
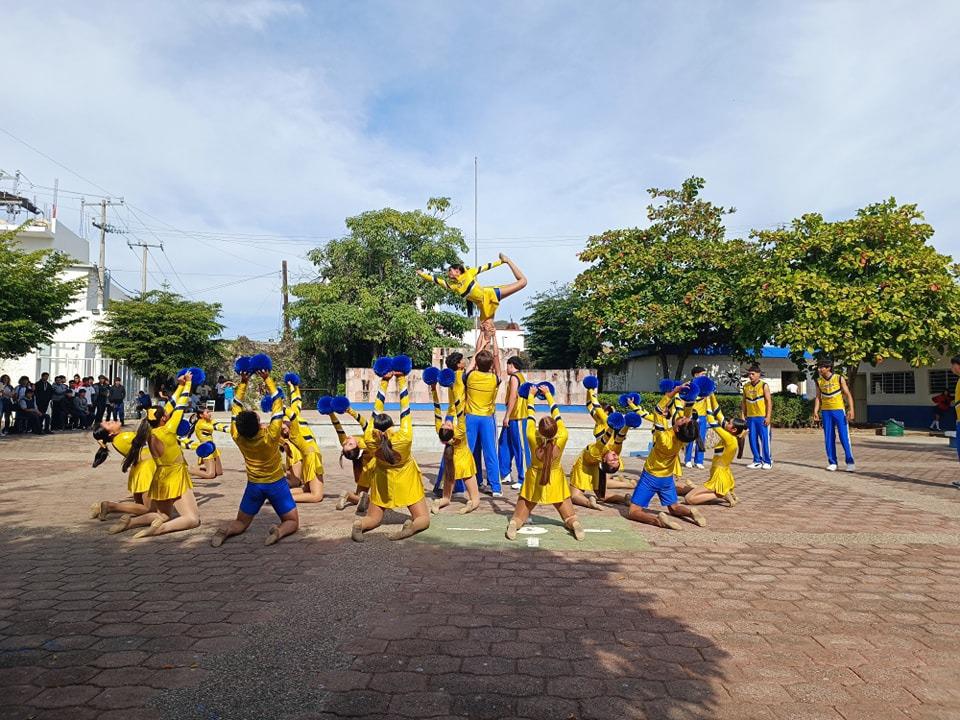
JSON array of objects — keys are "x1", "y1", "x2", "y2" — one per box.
[
  {"x1": 817, "y1": 373, "x2": 855, "y2": 466},
  {"x1": 194, "y1": 417, "x2": 220, "y2": 460},
  {"x1": 569, "y1": 427, "x2": 615, "y2": 493},
  {"x1": 684, "y1": 388, "x2": 725, "y2": 465},
  {"x1": 232, "y1": 376, "x2": 296, "y2": 517},
  {"x1": 465, "y1": 367, "x2": 502, "y2": 492},
  {"x1": 742, "y1": 380, "x2": 772, "y2": 465},
  {"x1": 149, "y1": 383, "x2": 193, "y2": 501},
  {"x1": 630, "y1": 393, "x2": 692, "y2": 508},
  {"x1": 417, "y1": 259, "x2": 505, "y2": 321},
  {"x1": 329, "y1": 409, "x2": 374, "y2": 489},
  {"x1": 364, "y1": 376, "x2": 424, "y2": 509},
  {"x1": 110, "y1": 431, "x2": 156, "y2": 496},
  {"x1": 704, "y1": 426, "x2": 737, "y2": 496},
  {"x1": 433, "y1": 385, "x2": 476, "y2": 480},
  {"x1": 954, "y1": 377, "x2": 960, "y2": 461},
  {"x1": 497, "y1": 371, "x2": 530, "y2": 486},
  {"x1": 434, "y1": 368, "x2": 468, "y2": 495},
  {"x1": 286, "y1": 381, "x2": 323, "y2": 485},
  {"x1": 520, "y1": 388, "x2": 570, "y2": 505}
]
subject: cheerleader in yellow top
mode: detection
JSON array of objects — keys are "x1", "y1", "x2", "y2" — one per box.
[
  {"x1": 430, "y1": 378, "x2": 481, "y2": 514},
  {"x1": 188, "y1": 406, "x2": 223, "y2": 479},
  {"x1": 351, "y1": 368, "x2": 430, "y2": 542},
  {"x1": 813, "y1": 357, "x2": 856, "y2": 471},
  {"x1": 326, "y1": 397, "x2": 373, "y2": 513},
  {"x1": 89, "y1": 420, "x2": 156, "y2": 523},
  {"x1": 121, "y1": 373, "x2": 202, "y2": 539},
  {"x1": 284, "y1": 375, "x2": 325, "y2": 503},
  {"x1": 685, "y1": 418, "x2": 746, "y2": 507},
  {"x1": 505, "y1": 384, "x2": 585, "y2": 541},
  {"x1": 417, "y1": 253, "x2": 527, "y2": 334}
]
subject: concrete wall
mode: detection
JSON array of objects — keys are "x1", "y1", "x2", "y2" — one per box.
[{"x1": 857, "y1": 356, "x2": 953, "y2": 427}]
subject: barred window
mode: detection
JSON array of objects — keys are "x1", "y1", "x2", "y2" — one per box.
[
  {"x1": 929, "y1": 369, "x2": 959, "y2": 394},
  {"x1": 870, "y1": 372, "x2": 916, "y2": 395}
]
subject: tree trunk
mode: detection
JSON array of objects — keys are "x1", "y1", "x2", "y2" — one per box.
[
  {"x1": 674, "y1": 351, "x2": 690, "y2": 381},
  {"x1": 657, "y1": 350, "x2": 670, "y2": 379}
]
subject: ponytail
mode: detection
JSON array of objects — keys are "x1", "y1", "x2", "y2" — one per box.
[
  {"x1": 376, "y1": 432, "x2": 400, "y2": 465},
  {"x1": 442, "y1": 442, "x2": 455, "y2": 485},
  {"x1": 122, "y1": 418, "x2": 152, "y2": 473},
  {"x1": 538, "y1": 438, "x2": 556, "y2": 485}
]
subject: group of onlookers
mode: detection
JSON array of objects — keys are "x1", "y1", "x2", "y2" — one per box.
[{"x1": 0, "y1": 372, "x2": 128, "y2": 436}]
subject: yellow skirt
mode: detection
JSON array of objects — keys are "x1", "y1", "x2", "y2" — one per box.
[
  {"x1": 370, "y1": 459, "x2": 425, "y2": 509},
  {"x1": 569, "y1": 455, "x2": 598, "y2": 492},
  {"x1": 475, "y1": 286, "x2": 501, "y2": 321},
  {"x1": 128, "y1": 459, "x2": 156, "y2": 495},
  {"x1": 521, "y1": 465, "x2": 571, "y2": 505},
  {"x1": 704, "y1": 465, "x2": 734, "y2": 496},
  {"x1": 302, "y1": 449, "x2": 323, "y2": 483},
  {"x1": 453, "y1": 445, "x2": 477, "y2": 481},
  {"x1": 151, "y1": 462, "x2": 193, "y2": 501}
]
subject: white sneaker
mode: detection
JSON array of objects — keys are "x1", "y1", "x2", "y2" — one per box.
[
  {"x1": 826, "y1": 464, "x2": 838, "y2": 472},
  {"x1": 510, "y1": 482, "x2": 522, "y2": 490},
  {"x1": 684, "y1": 461, "x2": 694, "y2": 468},
  {"x1": 747, "y1": 463, "x2": 762, "y2": 469},
  {"x1": 761, "y1": 463, "x2": 772, "y2": 470},
  {"x1": 492, "y1": 491, "x2": 503, "y2": 498},
  {"x1": 695, "y1": 463, "x2": 705, "y2": 470},
  {"x1": 845, "y1": 463, "x2": 856, "y2": 472}
]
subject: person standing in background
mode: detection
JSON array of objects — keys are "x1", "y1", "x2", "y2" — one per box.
[
  {"x1": 34, "y1": 372, "x2": 53, "y2": 418},
  {"x1": 93, "y1": 375, "x2": 110, "y2": 424},
  {"x1": 108, "y1": 377, "x2": 126, "y2": 425},
  {"x1": 51, "y1": 375, "x2": 69, "y2": 430},
  {"x1": 812, "y1": 358, "x2": 856, "y2": 472},
  {"x1": 741, "y1": 364, "x2": 773, "y2": 470},
  {"x1": 215, "y1": 375, "x2": 226, "y2": 412}
]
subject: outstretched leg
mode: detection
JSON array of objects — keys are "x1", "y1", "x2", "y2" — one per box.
[
  {"x1": 494, "y1": 254, "x2": 527, "y2": 301},
  {"x1": 148, "y1": 492, "x2": 202, "y2": 537},
  {"x1": 556, "y1": 499, "x2": 585, "y2": 540},
  {"x1": 570, "y1": 486, "x2": 600, "y2": 510},
  {"x1": 506, "y1": 497, "x2": 536, "y2": 539}
]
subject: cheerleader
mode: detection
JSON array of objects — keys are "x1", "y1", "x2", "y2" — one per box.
[
  {"x1": 351, "y1": 360, "x2": 430, "y2": 542},
  {"x1": 284, "y1": 374, "x2": 325, "y2": 503},
  {"x1": 211, "y1": 362, "x2": 299, "y2": 547},
  {"x1": 322, "y1": 396, "x2": 371, "y2": 512},
  {"x1": 189, "y1": 406, "x2": 223, "y2": 479},
  {"x1": 89, "y1": 420, "x2": 155, "y2": 524},
  {"x1": 417, "y1": 253, "x2": 527, "y2": 334},
  {"x1": 119, "y1": 371, "x2": 202, "y2": 539},
  {"x1": 684, "y1": 418, "x2": 746, "y2": 506},
  {"x1": 429, "y1": 371, "x2": 481, "y2": 514},
  {"x1": 505, "y1": 383, "x2": 585, "y2": 541}
]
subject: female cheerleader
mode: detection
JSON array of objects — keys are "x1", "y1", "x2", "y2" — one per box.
[
  {"x1": 568, "y1": 378, "x2": 629, "y2": 510},
  {"x1": 321, "y1": 396, "x2": 371, "y2": 512},
  {"x1": 417, "y1": 253, "x2": 527, "y2": 333},
  {"x1": 89, "y1": 420, "x2": 156, "y2": 524},
  {"x1": 189, "y1": 405, "x2": 223, "y2": 479},
  {"x1": 351, "y1": 362, "x2": 430, "y2": 542},
  {"x1": 430, "y1": 375, "x2": 481, "y2": 514},
  {"x1": 116, "y1": 372, "x2": 202, "y2": 538},
  {"x1": 684, "y1": 417, "x2": 746, "y2": 507},
  {"x1": 284, "y1": 374, "x2": 325, "y2": 503},
  {"x1": 505, "y1": 383, "x2": 585, "y2": 541}
]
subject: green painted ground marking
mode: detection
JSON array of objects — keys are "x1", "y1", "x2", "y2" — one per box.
[{"x1": 410, "y1": 509, "x2": 650, "y2": 552}]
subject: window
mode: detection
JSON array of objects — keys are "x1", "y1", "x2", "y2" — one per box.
[
  {"x1": 870, "y1": 372, "x2": 915, "y2": 395},
  {"x1": 929, "y1": 369, "x2": 959, "y2": 394}
]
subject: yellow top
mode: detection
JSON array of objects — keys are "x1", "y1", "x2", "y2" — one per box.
[
  {"x1": 152, "y1": 383, "x2": 190, "y2": 469},
  {"x1": 642, "y1": 392, "x2": 694, "y2": 478},
  {"x1": 507, "y1": 371, "x2": 527, "y2": 421},
  {"x1": 417, "y1": 259, "x2": 504, "y2": 306},
  {"x1": 520, "y1": 388, "x2": 570, "y2": 503},
  {"x1": 569, "y1": 427, "x2": 614, "y2": 492},
  {"x1": 194, "y1": 417, "x2": 214, "y2": 443},
  {"x1": 742, "y1": 380, "x2": 768, "y2": 417},
  {"x1": 232, "y1": 376, "x2": 285, "y2": 484},
  {"x1": 465, "y1": 369, "x2": 499, "y2": 416},
  {"x1": 364, "y1": 376, "x2": 424, "y2": 508},
  {"x1": 711, "y1": 426, "x2": 738, "y2": 468},
  {"x1": 328, "y1": 409, "x2": 374, "y2": 488},
  {"x1": 817, "y1": 374, "x2": 845, "y2": 411},
  {"x1": 954, "y1": 378, "x2": 960, "y2": 414},
  {"x1": 285, "y1": 382, "x2": 321, "y2": 479},
  {"x1": 433, "y1": 385, "x2": 476, "y2": 480}
]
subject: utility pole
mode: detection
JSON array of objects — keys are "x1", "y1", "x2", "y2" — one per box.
[
  {"x1": 91, "y1": 198, "x2": 125, "y2": 309},
  {"x1": 281, "y1": 260, "x2": 291, "y2": 339},
  {"x1": 127, "y1": 239, "x2": 163, "y2": 294},
  {"x1": 474, "y1": 156, "x2": 478, "y2": 267}
]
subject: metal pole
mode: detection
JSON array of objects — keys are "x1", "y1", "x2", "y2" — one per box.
[
  {"x1": 474, "y1": 156, "x2": 478, "y2": 267},
  {"x1": 97, "y1": 199, "x2": 107, "y2": 309},
  {"x1": 141, "y1": 244, "x2": 149, "y2": 295},
  {"x1": 281, "y1": 260, "x2": 290, "y2": 339}
]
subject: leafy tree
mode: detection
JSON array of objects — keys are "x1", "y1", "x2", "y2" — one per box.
[
  {"x1": 290, "y1": 199, "x2": 471, "y2": 387},
  {"x1": 574, "y1": 177, "x2": 757, "y2": 379},
  {"x1": 745, "y1": 198, "x2": 960, "y2": 374},
  {"x1": 523, "y1": 283, "x2": 599, "y2": 368},
  {"x1": 0, "y1": 225, "x2": 85, "y2": 359},
  {"x1": 93, "y1": 289, "x2": 224, "y2": 390}
]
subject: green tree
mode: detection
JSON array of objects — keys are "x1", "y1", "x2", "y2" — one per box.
[
  {"x1": 523, "y1": 283, "x2": 598, "y2": 368},
  {"x1": 0, "y1": 225, "x2": 85, "y2": 359},
  {"x1": 93, "y1": 289, "x2": 224, "y2": 390},
  {"x1": 290, "y1": 199, "x2": 471, "y2": 387},
  {"x1": 574, "y1": 177, "x2": 757, "y2": 379},
  {"x1": 745, "y1": 198, "x2": 960, "y2": 373}
]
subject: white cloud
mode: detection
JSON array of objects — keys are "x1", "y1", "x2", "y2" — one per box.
[{"x1": 199, "y1": 0, "x2": 305, "y2": 30}]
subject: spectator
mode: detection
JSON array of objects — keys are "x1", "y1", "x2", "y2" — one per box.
[
  {"x1": 71, "y1": 389, "x2": 93, "y2": 429},
  {"x1": 34, "y1": 372, "x2": 53, "y2": 417},
  {"x1": 215, "y1": 375, "x2": 227, "y2": 411},
  {"x1": 51, "y1": 375, "x2": 69, "y2": 430},
  {"x1": 93, "y1": 375, "x2": 110, "y2": 425},
  {"x1": 108, "y1": 377, "x2": 126, "y2": 425},
  {"x1": 932, "y1": 390, "x2": 952, "y2": 432},
  {"x1": 198, "y1": 382, "x2": 211, "y2": 405},
  {"x1": 0, "y1": 375, "x2": 14, "y2": 435},
  {"x1": 16, "y1": 376, "x2": 31, "y2": 402},
  {"x1": 18, "y1": 388, "x2": 51, "y2": 434},
  {"x1": 72, "y1": 374, "x2": 81, "y2": 388},
  {"x1": 135, "y1": 390, "x2": 152, "y2": 419}
]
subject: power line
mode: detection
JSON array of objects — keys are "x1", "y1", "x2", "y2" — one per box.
[{"x1": 0, "y1": 127, "x2": 117, "y2": 197}]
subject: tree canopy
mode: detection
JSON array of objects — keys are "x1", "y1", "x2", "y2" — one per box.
[
  {"x1": 523, "y1": 283, "x2": 599, "y2": 368},
  {"x1": 0, "y1": 225, "x2": 85, "y2": 359},
  {"x1": 745, "y1": 198, "x2": 960, "y2": 372},
  {"x1": 290, "y1": 199, "x2": 471, "y2": 387},
  {"x1": 574, "y1": 177, "x2": 757, "y2": 378},
  {"x1": 93, "y1": 289, "x2": 224, "y2": 389}
]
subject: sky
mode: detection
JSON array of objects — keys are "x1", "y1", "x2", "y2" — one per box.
[{"x1": 3, "y1": 0, "x2": 959, "y2": 339}]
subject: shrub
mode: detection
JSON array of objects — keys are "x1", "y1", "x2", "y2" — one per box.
[{"x1": 598, "y1": 391, "x2": 813, "y2": 428}]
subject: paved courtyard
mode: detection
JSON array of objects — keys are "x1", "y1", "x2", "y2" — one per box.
[{"x1": 1, "y1": 426, "x2": 959, "y2": 719}]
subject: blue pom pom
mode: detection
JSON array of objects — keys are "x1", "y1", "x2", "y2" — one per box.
[
  {"x1": 536, "y1": 382, "x2": 556, "y2": 399},
  {"x1": 618, "y1": 393, "x2": 631, "y2": 407},
  {"x1": 607, "y1": 412, "x2": 626, "y2": 430},
  {"x1": 259, "y1": 395, "x2": 273, "y2": 413},
  {"x1": 583, "y1": 375, "x2": 599, "y2": 390},
  {"x1": 196, "y1": 441, "x2": 216, "y2": 459},
  {"x1": 331, "y1": 396, "x2": 350, "y2": 414},
  {"x1": 438, "y1": 369, "x2": 456, "y2": 387},
  {"x1": 392, "y1": 355, "x2": 413, "y2": 375},
  {"x1": 373, "y1": 356, "x2": 394, "y2": 377},
  {"x1": 176, "y1": 367, "x2": 189, "y2": 379},
  {"x1": 316, "y1": 396, "x2": 333, "y2": 414},
  {"x1": 628, "y1": 392, "x2": 642, "y2": 406},
  {"x1": 234, "y1": 356, "x2": 251, "y2": 374},
  {"x1": 189, "y1": 367, "x2": 206, "y2": 386},
  {"x1": 692, "y1": 375, "x2": 716, "y2": 398},
  {"x1": 249, "y1": 353, "x2": 273, "y2": 372},
  {"x1": 274, "y1": 387, "x2": 285, "y2": 399},
  {"x1": 421, "y1": 367, "x2": 440, "y2": 385},
  {"x1": 679, "y1": 384, "x2": 699, "y2": 402},
  {"x1": 176, "y1": 419, "x2": 191, "y2": 437},
  {"x1": 284, "y1": 372, "x2": 301, "y2": 386},
  {"x1": 518, "y1": 382, "x2": 533, "y2": 399},
  {"x1": 659, "y1": 378, "x2": 679, "y2": 394},
  {"x1": 625, "y1": 412, "x2": 643, "y2": 428}
]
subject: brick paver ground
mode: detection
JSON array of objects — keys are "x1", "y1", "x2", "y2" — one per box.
[{"x1": 1, "y1": 426, "x2": 959, "y2": 719}]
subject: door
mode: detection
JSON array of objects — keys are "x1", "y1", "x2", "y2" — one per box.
[{"x1": 852, "y1": 374, "x2": 868, "y2": 423}]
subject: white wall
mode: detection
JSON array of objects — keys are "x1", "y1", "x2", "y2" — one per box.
[{"x1": 603, "y1": 354, "x2": 809, "y2": 395}]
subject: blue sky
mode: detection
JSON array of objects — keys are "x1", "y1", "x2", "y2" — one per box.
[{"x1": 4, "y1": 0, "x2": 959, "y2": 339}]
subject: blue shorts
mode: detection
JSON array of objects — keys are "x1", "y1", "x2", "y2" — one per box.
[
  {"x1": 239, "y1": 478, "x2": 297, "y2": 517},
  {"x1": 630, "y1": 470, "x2": 678, "y2": 509}
]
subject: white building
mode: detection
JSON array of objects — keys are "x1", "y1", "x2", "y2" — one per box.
[{"x1": 0, "y1": 218, "x2": 143, "y2": 394}]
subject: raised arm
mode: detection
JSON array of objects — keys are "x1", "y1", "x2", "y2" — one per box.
[
  {"x1": 398, "y1": 375, "x2": 411, "y2": 434},
  {"x1": 230, "y1": 375, "x2": 248, "y2": 441},
  {"x1": 328, "y1": 412, "x2": 348, "y2": 445},
  {"x1": 287, "y1": 380, "x2": 303, "y2": 424},
  {"x1": 346, "y1": 407, "x2": 369, "y2": 432},
  {"x1": 373, "y1": 377, "x2": 389, "y2": 418},
  {"x1": 265, "y1": 374, "x2": 285, "y2": 442},
  {"x1": 586, "y1": 387, "x2": 608, "y2": 432},
  {"x1": 540, "y1": 386, "x2": 564, "y2": 430},
  {"x1": 417, "y1": 270, "x2": 451, "y2": 291},
  {"x1": 431, "y1": 384, "x2": 442, "y2": 433},
  {"x1": 707, "y1": 393, "x2": 725, "y2": 428},
  {"x1": 166, "y1": 378, "x2": 192, "y2": 431},
  {"x1": 474, "y1": 258, "x2": 504, "y2": 276}
]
